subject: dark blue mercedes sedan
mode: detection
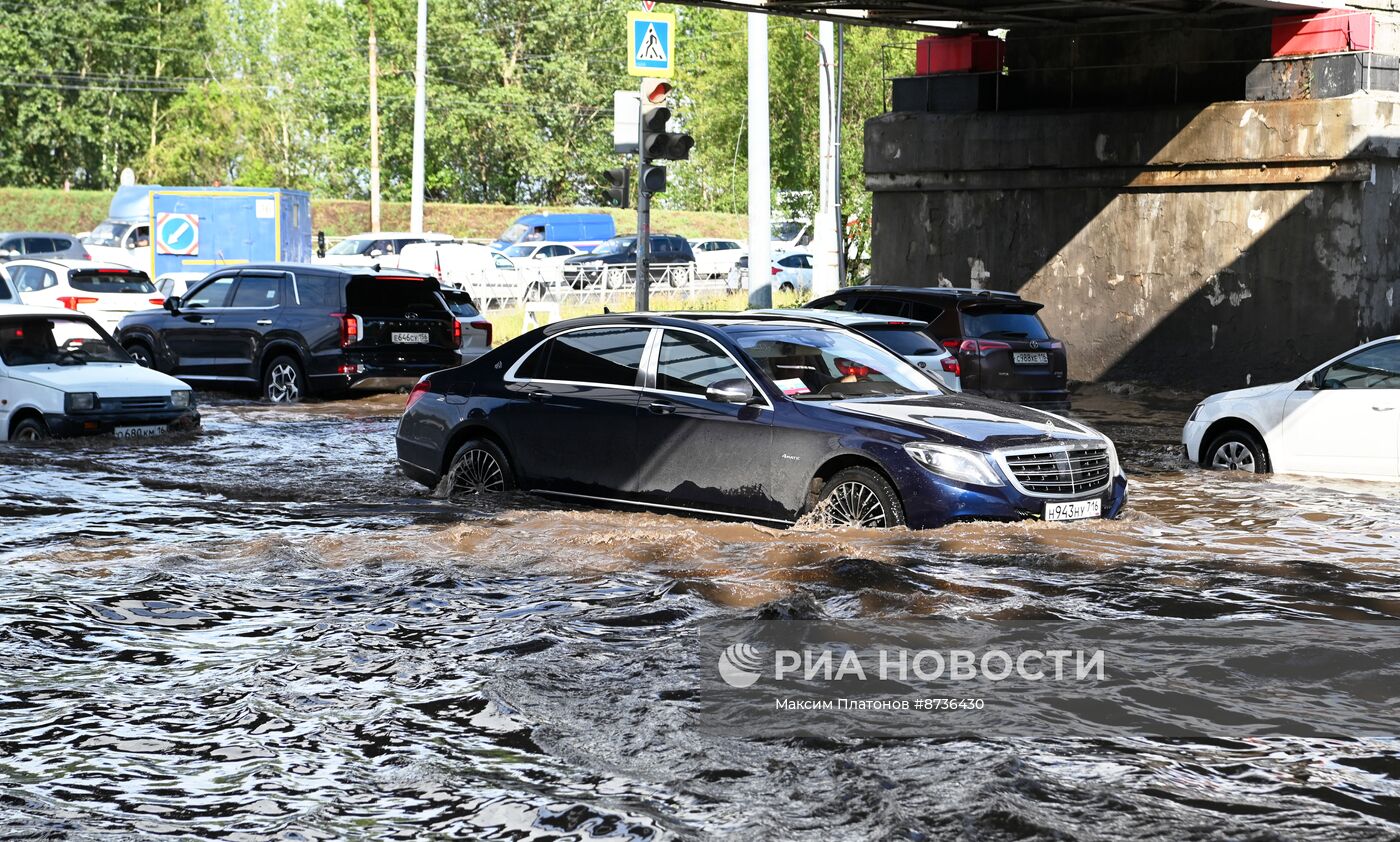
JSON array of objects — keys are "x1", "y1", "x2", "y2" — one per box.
[{"x1": 395, "y1": 313, "x2": 1127, "y2": 529}]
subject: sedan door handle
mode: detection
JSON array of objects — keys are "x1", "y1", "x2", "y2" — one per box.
[
  {"x1": 648, "y1": 400, "x2": 676, "y2": 415},
  {"x1": 256, "y1": 319, "x2": 273, "y2": 326},
  {"x1": 199, "y1": 318, "x2": 216, "y2": 325},
  {"x1": 526, "y1": 390, "x2": 550, "y2": 403},
  {"x1": 1374, "y1": 406, "x2": 1396, "y2": 412}
]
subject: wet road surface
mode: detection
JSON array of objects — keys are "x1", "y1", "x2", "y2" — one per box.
[{"x1": 2, "y1": 386, "x2": 1398, "y2": 839}]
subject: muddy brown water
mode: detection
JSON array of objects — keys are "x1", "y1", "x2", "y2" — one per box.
[{"x1": 1, "y1": 385, "x2": 1398, "y2": 839}]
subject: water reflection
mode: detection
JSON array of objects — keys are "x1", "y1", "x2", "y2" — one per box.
[{"x1": 0, "y1": 387, "x2": 1397, "y2": 839}]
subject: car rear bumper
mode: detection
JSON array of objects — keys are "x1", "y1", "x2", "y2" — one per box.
[
  {"x1": 313, "y1": 358, "x2": 457, "y2": 393},
  {"x1": 41, "y1": 409, "x2": 200, "y2": 438}
]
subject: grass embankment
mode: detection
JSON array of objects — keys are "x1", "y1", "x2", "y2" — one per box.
[
  {"x1": 0, "y1": 188, "x2": 747, "y2": 241},
  {"x1": 487, "y1": 289, "x2": 809, "y2": 346}
]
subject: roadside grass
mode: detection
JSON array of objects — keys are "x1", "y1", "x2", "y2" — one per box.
[
  {"x1": 0, "y1": 187, "x2": 747, "y2": 241},
  {"x1": 485, "y1": 288, "x2": 811, "y2": 346}
]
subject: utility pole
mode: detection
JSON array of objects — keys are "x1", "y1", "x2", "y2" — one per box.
[
  {"x1": 810, "y1": 22, "x2": 839, "y2": 297},
  {"x1": 835, "y1": 23, "x2": 846, "y2": 286},
  {"x1": 409, "y1": 0, "x2": 427, "y2": 233},
  {"x1": 635, "y1": 93, "x2": 650, "y2": 312},
  {"x1": 746, "y1": 11, "x2": 772, "y2": 309},
  {"x1": 367, "y1": 0, "x2": 382, "y2": 233}
]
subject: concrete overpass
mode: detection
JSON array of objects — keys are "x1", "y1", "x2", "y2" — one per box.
[{"x1": 673, "y1": 0, "x2": 1400, "y2": 390}]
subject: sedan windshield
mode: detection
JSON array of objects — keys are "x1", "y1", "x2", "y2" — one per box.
[
  {"x1": 726, "y1": 325, "x2": 944, "y2": 399},
  {"x1": 504, "y1": 244, "x2": 535, "y2": 258},
  {"x1": 590, "y1": 237, "x2": 635, "y2": 257},
  {"x1": 328, "y1": 238, "x2": 374, "y2": 256},
  {"x1": 0, "y1": 316, "x2": 129, "y2": 366}
]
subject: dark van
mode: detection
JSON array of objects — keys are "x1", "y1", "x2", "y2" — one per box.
[
  {"x1": 115, "y1": 264, "x2": 461, "y2": 402},
  {"x1": 806, "y1": 286, "x2": 1070, "y2": 410}
]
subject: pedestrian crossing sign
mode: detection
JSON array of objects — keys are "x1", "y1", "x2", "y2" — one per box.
[{"x1": 628, "y1": 11, "x2": 675, "y2": 78}]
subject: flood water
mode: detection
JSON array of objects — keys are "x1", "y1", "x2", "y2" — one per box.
[{"x1": 2, "y1": 385, "x2": 1398, "y2": 840}]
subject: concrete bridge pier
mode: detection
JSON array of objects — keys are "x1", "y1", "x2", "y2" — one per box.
[{"x1": 866, "y1": 14, "x2": 1400, "y2": 390}]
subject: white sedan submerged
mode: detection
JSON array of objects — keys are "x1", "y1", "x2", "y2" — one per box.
[
  {"x1": 0, "y1": 305, "x2": 198, "y2": 441},
  {"x1": 1183, "y1": 336, "x2": 1400, "y2": 481}
]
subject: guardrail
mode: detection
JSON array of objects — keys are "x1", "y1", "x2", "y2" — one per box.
[{"x1": 470, "y1": 263, "x2": 739, "y2": 312}]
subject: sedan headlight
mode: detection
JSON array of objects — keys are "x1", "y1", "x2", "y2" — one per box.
[
  {"x1": 170, "y1": 390, "x2": 192, "y2": 409},
  {"x1": 904, "y1": 442, "x2": 1003, "y2": 486},
  {"x1": 1104, "y1": 437, "x2": 1124, "y2": 478},
  {"x1": 65, "y1": 391, "x2": 96, "y2": 412}
]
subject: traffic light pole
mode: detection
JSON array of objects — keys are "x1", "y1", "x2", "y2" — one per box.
[{"x1": 635, "y1": 97, "x2": 650, "y2": 312}]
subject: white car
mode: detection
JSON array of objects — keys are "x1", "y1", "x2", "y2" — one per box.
[
  {"x1": 500, "y1": 241, "x2": 582, "y2": 265},
  {"x1": 1183, "y1": 335, "x2": 1400, "y2": 480},
  {"x1": 154, "y1": 271, "x2": 208, "y2": 301},
  {"x1": 316, "y1": 231, "x2": 455, "y2": 268},
  {"x1": 0, "y1": 305, "x2": 198, "y2": 441},
  {"x1": 691, "y1": 238, "x2": 746, "y2": 278},
  {"x1": 728, "y1": 252, "x2": 814, "y2": 294},
  {"x1": 399, "y1": 241, "x2": 550, "y2": 307},
  {"x1": 4, "y1": 259, "x2": 164, "y2": 332}
]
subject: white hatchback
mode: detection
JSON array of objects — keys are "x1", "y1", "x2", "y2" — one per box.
[
  {"x1": 1183, "y1": 336, "x2": 1400, "y2": 481},
  {"x1": 5, "y1": 259, "x2": 164, "y2": 333},
  {"x1": 0, "y1": 305, "x2": 198, "y2": 441}
]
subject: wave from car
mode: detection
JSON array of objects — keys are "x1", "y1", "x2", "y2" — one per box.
[
  {"x1": 0, "y1": 305, "x2": 198, "y2": 441},
  {"x1": 1183, "y1": 336, "x2": 1400, "y2": 480},
  {"x1": 396, "y1": 312, "x2": 1126, "y2": 529}
]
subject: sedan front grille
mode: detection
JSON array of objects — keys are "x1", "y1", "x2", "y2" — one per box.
[
  {"x1": 1001, "y1": 446, "x2": 1111, "y2": 497},
  {"x1": 102, "y1": 396, "x2": 169, "y2": 412}
]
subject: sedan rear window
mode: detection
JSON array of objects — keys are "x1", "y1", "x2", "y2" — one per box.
[
  {"x1": 69, "y1": 270, "x2": 156, "y2": 294},
  {"x1": 962, "y1": 310, "x2": 1050, "y2": 341},
  {"x1": 862, "y1": 327, "x2": 945, "y2": 358},
  {"x1": 518, "y1": 327, "x2": 648, "y2": 387},
  {"x1": 441, "y1": 290, "x2": 479, "y2": 318}
]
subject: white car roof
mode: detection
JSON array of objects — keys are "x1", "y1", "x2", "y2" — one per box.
[
  {"x1": 507, "y1": 241, "x2": 576, "y2": 249},
  {"x1": 7, "y1": 258, "x2": 140, "y2": 272},
  {"x1": 0, "y1": 303, "x2": 87, "y2": 318},
  {"x1": 343, "y1": 231, "x2": 454, "y2": 241}
]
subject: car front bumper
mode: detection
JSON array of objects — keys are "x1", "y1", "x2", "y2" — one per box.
[
  {"x1": 42, "y1": 409, "x2": 201, "y2": 439},
  {"x1": 893, "y1": 458, "x2": 1128, "y2": 530}
]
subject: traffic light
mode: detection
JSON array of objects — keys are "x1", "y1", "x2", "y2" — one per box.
[
  {"x1": 638, "y1": 78, "x2": 694, "y2": 198},
  {"x1": 604, "y1": 166, "x2": 630, "y2": 208}
]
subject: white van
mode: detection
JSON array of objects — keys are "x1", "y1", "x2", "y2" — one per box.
[{"x1": 0, "y1": 305, "x2": 198, "y2": 441}]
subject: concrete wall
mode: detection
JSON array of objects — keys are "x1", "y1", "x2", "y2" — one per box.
[{"x1": 865, "y1": 97, "x2": 1400, "y2": 389}]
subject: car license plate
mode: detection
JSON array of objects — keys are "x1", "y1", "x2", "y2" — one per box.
[
  {"x1": 1014, "y1": 352, "x2": 1049, "y2": 365},
  {"x1": 114, "y1": 425, "x2": 164, "y2": 439},
  {"x1": 1044, "y1": 498, "x2": 1101, "y2": 522},
  {"x1": 392, "y1": 332, "x2": 430, "y2": 344}
]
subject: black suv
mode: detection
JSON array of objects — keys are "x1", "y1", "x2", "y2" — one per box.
[
  {"x1": 114, "y1": 263, "x2": 461, "y2": 402},
  {"x1": 806, "y1": 286, "x2": 1070, "y2": 409},
  {"x1": 561, "y1": 234, "x2": 695, "y2": 288}
]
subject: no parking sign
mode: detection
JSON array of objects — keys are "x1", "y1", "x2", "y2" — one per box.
[{"x1": 155, "y1": 212, "x2": 199, "y2": 256}]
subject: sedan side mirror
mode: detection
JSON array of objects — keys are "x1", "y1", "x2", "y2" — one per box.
[
  {"x1": 164, "y1": 296, "x2": 181, "y2": 313},
  {"x1": 706, "y1": 378, "x2": 756, "y2": 405},
  {"x1": 0, "y1": 249, "x2": 17, "y2": 260},
  {"x1": 368, "y1": 248, "x2": 384, "y2": 258},
  {"x1": 1310, "y1": 368, "x2": 1328, "y2": 389}
]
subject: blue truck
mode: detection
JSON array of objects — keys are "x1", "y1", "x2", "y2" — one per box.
[
  {"x1": 489, "y1": 212, "x2": 616, "y2": 252},
  {"x1": 82, "y1": 185, "x2": 313, "y2": 279}
]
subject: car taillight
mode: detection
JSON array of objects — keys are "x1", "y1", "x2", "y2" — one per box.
[
  {"x1": 453, "y1": 318, "x2": 462, "y2": 345},
  {"x1": 406, "y1": 377, "x2": 432, "y2": 409},
  {"x1": 149, "y1": 297, "x2": 165, "y2": 305},
  {"x1": 470, "y1": 320, "x2": 492, "y2": 346},
  {"x1": 941, "y1": 339, "x2": 962, "y2": 352},
  {"x1": 57, "y1": 296, "x2": 98, "y2": 309},
  {"x1": 959, "y1": 339, "x2": 1012, "y2": 354},
  {"x1": 941, "y1": 356, "x2": 961, "y2": 377},
  {"x1": 771, "y1": 267, "x2": 781, "y2": 275},
  {"x1": 334, "y1": 313, "x2": 360, "y2": 347}
]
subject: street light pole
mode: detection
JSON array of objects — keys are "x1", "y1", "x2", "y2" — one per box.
[
  {"x1": 409, "y1": 0, "x2": 427, "y2": 233},
  {"x1": 746, "y1": 11, "x2": 772, "y2": 309}
]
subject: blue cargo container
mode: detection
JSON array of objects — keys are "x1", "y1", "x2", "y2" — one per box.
[{"x1": 146, "y1": 188, "x2": 312, "y2": 279}]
